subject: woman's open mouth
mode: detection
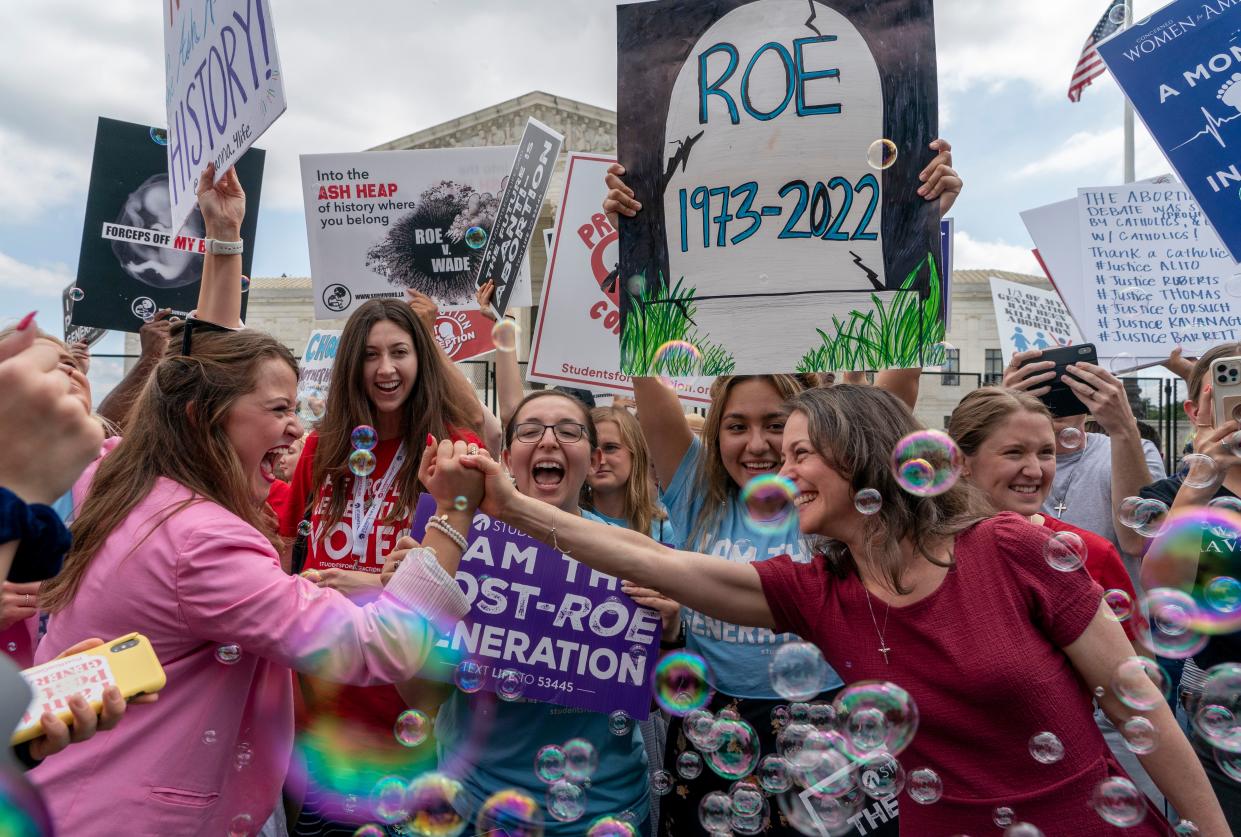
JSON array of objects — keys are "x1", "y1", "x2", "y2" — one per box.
[
  {"x1": 261, "y1": 446, "x2": 290, "y2": 483},
  {"x1": 532, "y1": 459, "x2": 566, "y2": 487}
]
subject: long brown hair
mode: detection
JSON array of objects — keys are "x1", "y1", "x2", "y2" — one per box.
[
  {"x1": 688, "y1": 375, "x2": 805, "y2": 551},
  {"x1": 42, "y1": 327, "x2": 297, "y2": 612},
  {"x1": 948, "y1": 387, "x2": 1052, "y2": 458},
  {"x1": 789, "y1": 385, "x2": 989, "y2": 595},
  {"x1": 586, "y1": 406, "x2": 666, "y2": 536},
  {"x1": 310, "y1": 299, "x2": 471, "y2": 532}
]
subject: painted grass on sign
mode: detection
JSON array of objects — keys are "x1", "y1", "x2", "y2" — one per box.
[
  {"x1": 620, "y1": 275, "x2": 736, "y2": 376},
  {"x1": 797, "y1": 253, "x2": 946, "y2": 373}
]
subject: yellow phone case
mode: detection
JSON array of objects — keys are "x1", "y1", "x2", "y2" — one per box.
[{"x1": 11, "y1": 632, "x2": 167, "y2": 746}]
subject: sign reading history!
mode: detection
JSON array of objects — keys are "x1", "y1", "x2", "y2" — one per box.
[
  {"x1": 412, "y1": 495, "x2": 660, "y2": 718},
  {"x1": 300, "y1": 147, "x2": 532, "y2": 321},
  {"x1": 1097, "y1": 0, "x2": 1241, "y2": 262},
  {"x1": 616, "y1": 0, "x2": 943, "y2": 376},
  {"x1": 163, "y1": 0, "x2": 286, "y2": 236}
]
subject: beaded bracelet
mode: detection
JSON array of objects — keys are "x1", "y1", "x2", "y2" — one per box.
[{"x1": 426, "y1": 515, "x2": 468, "y2": 552}]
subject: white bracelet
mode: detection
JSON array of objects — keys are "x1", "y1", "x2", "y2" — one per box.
[
  {"x1": 427, "y1": 515, "x2": 468, "y2": 551},
  {"x1": 205, "y1": 238, "x2": 244, "y2": 256}
]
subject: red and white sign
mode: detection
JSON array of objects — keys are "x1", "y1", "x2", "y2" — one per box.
[
  {"x1": 433, "y1": 310, "x2": 495, "y2": 362},
  {"x1": 528, "y1": 153, "x2": 710, "y2": 405}
]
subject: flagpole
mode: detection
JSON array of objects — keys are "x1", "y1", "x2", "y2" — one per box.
[{"x1": 1123, "y1": 0, "x2": 1136, "y2": 182}]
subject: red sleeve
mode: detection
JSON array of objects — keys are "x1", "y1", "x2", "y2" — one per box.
[
  {"x1": 279, "y1": 432, "x2": 319, "y2": 538},
  {"x1": 1082, "y1": 534, "x2": 1139, "y2": 641},
  {"x1": 265, "y1": 479, "x2": 293, "y2": 522},
  {"x1": 993, "y1": 513, "x2": 1103, "y2": 648},
  {"x1": 753, "y1": 554, "x2": 830, "y2": 640}
]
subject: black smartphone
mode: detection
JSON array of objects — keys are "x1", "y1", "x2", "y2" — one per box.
[{"x1": 1017, "y1": 343, "x2": 1099, "y2": 417}]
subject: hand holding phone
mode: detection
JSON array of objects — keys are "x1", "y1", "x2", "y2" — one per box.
[
  {"x1": 12, "y1": 633, "x2": 165, "y2": 749},
  {"x1": 1015, "y1": 344, "x2": 1099, "y2": 418},
  {"x1": 1211, "y1": 356, "x2": 1241, "y2": 427}
]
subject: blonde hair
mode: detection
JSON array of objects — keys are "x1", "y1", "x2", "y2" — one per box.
[
  {"x1": 947, "y1": 387, "x2": 1052, "y2": 457},
  {"x1": 586, "y1": 406, "x2": 666, "y2": 537}
]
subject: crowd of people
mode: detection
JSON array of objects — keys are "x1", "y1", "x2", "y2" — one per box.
[{"x1": 1, "y1": 139, "x2": 1238, "y2": 837}]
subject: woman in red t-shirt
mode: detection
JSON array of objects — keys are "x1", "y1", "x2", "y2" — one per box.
[
  {"x1": 279, "y1": 297, "x2": 482, "y2": 834},
  {"x1": 462, "y1": 384, "x2": 1227, "y2": 835},
  {"x1": 948, "y1": 387, "x2": 1141, "y2": 641}
]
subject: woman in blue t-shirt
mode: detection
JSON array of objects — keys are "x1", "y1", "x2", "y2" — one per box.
[
  {"x1": 434, "y1": 391, "x2": 659, "y2": 836},
  {"x1": 585, "y1": 405, "x2": 674, "y2": 544}
]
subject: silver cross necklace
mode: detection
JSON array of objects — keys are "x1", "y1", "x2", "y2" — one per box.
[{"x1": 862, "y1": 586, "x2": 892, "y2": 664}]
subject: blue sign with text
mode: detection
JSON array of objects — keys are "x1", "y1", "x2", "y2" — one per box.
[{"x1": 1098, "y1": 0, "x2": 1241, "y2": 261}]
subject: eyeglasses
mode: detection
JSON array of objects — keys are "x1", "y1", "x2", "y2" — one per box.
[{"x1": 514, "y1": 421, "x2": 588, "y2": 444}]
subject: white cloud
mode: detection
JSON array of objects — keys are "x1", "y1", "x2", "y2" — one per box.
[
  {"x1": 0, "y1": 128, "x2": 92, "y2": 223},
  {"x1": 954, "y1": 230, "x2": 1041, "y2": 275},
  {"x1": 0, "y1": 250, "x2": 72, "y2": 298},
  {"x1": 1009, "y1": 120, "x2": 1172, "y2": 183}
]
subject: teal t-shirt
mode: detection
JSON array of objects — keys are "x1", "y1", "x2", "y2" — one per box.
[
  {"x1": 662, "y1": 438, "x2": 844, "y2": 699},
  {"x1": 435, "y1": 510, "x2": 650, "y2": 834},
  {"x1": 591, "y1": 510, "x2": 676, "y2": 544}
]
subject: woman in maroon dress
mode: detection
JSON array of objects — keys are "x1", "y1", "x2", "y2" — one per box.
[{"x1": 462, "y1": 384, "x2": 1226, "y2": 836}]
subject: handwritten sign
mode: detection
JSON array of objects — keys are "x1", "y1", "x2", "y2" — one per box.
[
  {"x1": 1076, "y1": 182, "x2": 1241, "y2": 356},
  {"x1": 988, "y1": 276, "x2": 1083, "y2": 360},
  {"x1": 163, "y1": 0, "x2": 286, "y2": 236},
  {"x1": 296, "y1": 329, "x2": 340, "y2": 428},
  {"x1": 616, "y1": 0, "x2": 942, "y2": 375},
  {"x1": 299, "y1": 148, "x2": 532, "y2": 320},
  {"x1": 528, "y1": 154, "x2": 712, "y2": 405},
  {"x1": 475, "y1": 118, "x2": 564, "y2": 317},
  {"x1": 412, "y1": 495, "x2": 659, "y2": 718},
  {"x1": 1097, "y1": 0, "x2": 1241, "y2": 261},
  {"x1": 72, "y1": 117, "x2": 263, "y2": 334}
]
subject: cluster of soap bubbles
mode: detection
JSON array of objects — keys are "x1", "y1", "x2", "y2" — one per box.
[
  {"x1": 890, "y1": 431, "x2": 964, "y2": 497},
  {"x1": 529, "y1": 737, "x2": 602, "y2": 823},
  {"x1": 349, "y1": 424, "x2": 378, "y2": 477},
  {"x1": 1118, "y1": 496, "x2": 1170, "y2": 537}
]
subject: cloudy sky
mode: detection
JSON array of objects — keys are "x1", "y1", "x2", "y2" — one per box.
[{"x1": 0, "y1": 0, "x2": 1173, "y2": 392}]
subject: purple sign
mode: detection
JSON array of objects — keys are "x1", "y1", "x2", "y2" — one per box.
[{"x1": 412, "y1": 494, "x2": 660, "y2": 718}]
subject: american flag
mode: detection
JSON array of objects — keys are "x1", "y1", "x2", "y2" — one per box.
[{"x1": 1069, "y1": 0, "x2": 1126, "y2": 102}]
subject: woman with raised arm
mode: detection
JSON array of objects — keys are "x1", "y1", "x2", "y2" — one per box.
[{"x1": 463, "y1": 385, "x2": 1227, "y2": 835}]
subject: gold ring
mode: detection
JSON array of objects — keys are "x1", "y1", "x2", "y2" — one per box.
[
  {"x1": 467, "y1": 444, "x2": 479, "y2": 455},
  {"x1": 24, "y1": 594, "x2": 31, "y2": 607}
]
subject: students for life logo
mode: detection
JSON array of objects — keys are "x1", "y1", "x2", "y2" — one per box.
[{"x1": 433, "y1": 311, "x2": 477, "y2": 359}]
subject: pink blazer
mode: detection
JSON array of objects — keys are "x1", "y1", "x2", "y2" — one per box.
[{"x1": 30, "y1": 446, "x2": 467, "y2": 836}]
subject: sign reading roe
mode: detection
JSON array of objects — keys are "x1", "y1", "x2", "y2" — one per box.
[{"x1": 617, "y1": 0, "x2": 943, "y2": 376}]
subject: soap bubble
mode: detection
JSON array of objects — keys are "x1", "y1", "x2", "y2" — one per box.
[
  {"x1": 1217, "y1": 747, "x2": 1241, "y2": 782},
  {"x1": 684, "y1": 709, "x2": 721, "y2": 752},
  {"x1": 652, "y1": 769, "x2": 674, "y2": 795},
  {"x1": 1175, "y1": 822, "x2": 1202, "y2": 836},
  {"x1": 1141, "y1": 588, "x2": 1207, "y2": 659},
  {"x1": 545, "y1": 780, "x2": 586, "y2": 823},
  {"x1": 69, "y1": 287, "x2": 85, "y2": 302},
  {"x1": 739, "y1": 474, "x2": 799, "y2": 535},
  {"x1": 858, "y1": 751, "x2": 905, "y2": 799},
  {"x1": 496, "y1": 668, "x2": 525, "y2": 701},
  {"x1": 777, "y1": 786, "x2": 866, "y2": 836},
  {"x1": 149, "y1": 127, "x2": 169, "y2": 145},
  {"x1": 1108, "y1": 3, "x2": 1128, "y2": 24},
  {"x1": 1044, "y1": 531, "x2": 1087, "y2": 572},
  {"x1": 1004, "y1": 825, "x2": 1044, "y2": 837},
  {"x1": 1120, "y1": 715, "x2": 1159, "y2": 754},
  {"x1": 465, "y1": 226, "x2": 488, "y2": 250},
  {"x1": 789, "y1": 702, "x2": 811, "y2": 723},
  {"x1": 534, "y1": 745, "x2": 567, "y2": 783},
  {"x1": 1103, "y1": 588, "x2": 1134, "y2": 622},
  {"x1": 453, "y1": 495, "x2": 468, "y2": 512},
  {"x1": 993, "y1": 806, "x2": 1016, "y2": 828},
  {"x1": 706, "y1": 718, "x2": 761, "y2": 780},
  {"x1": 1206, "y1": 576, "x2": 1241, "y2": 614},
  {"x1": 1111, "y1": 656, "x2": 1171, "y2": 711},
  {"x1": 454, "y1": 659, "x2": 484, "y2": 693},
  {"x1": 608, "y1": 710, "x2": 634, "y2": 736},
  {"x1": 676, "y1": 750, "x2": 704, "y2": 779},
  {"x1": 202, "y1": 729, "x2": 217, "y2": 745},
  {"x1": 1178, "y1": 453, "x2": 1220, "y2": 490},
  {"x1": 228, "y1": 814, "x2": 253, "y2": 836},
  {"x1": 652, "y1": 340, "x2": 702, "y2": 385},
  {"x1": 1110, "y1": 352, "x2": 1138, "y2": 375},
  {"x1": 563, "y1": 738, "x2": 599, "y2": 783},
  {"x1": 890, "y1": 430, "x2": 964, "y2": 497},
  {"x1": 809, "y1": 703, "x2": 836, "y2": 728},
  {"x1": 907, "y1": 767, "x2": 942, "y2": 804},
  {"x1": 351, "y1": 425, "x2": 378, "y2": 451},
  {"x1": 585, "y1": 815, "x2": 638, "y2": 836},
  {"x1": 1117, "y1": 496, "x2": 1169, "y2": 537},
  {"x1": 349, "y1": 449, "x2": 377, "y2": 477},
  {"x1": 867, "y1": 139, "x2": 898, "y2": 170},
  {"x1": 653, "y1": 650, "x2": 712, "y2": 715},
  {"x1": 296, "y1": 520, "x2": 312, "y2": 537},
  {"x1": 371, "y1": 776, "x2": 408, "y2": 823},
  {"x1": 476, "y1": 789, "x2": 544, "y2": 836},
  {"x1": 492, "y1": 319, "x2": 519, "y2": 353},
  {"x1": 215, "y1": 644, "x2": 242, "y2": 665},
  {"x1": 1091, "y1": 776, "x2": 1146, "y2": 827},
  {"x1": 853, "y1": 488, "x2": 883, "y2": 516},
  {"x1": 1195, "y1": 663, "x2": 1241, "y2": 751},
  {"x1": 394, "y1": 709, "x2": 430, "y2": 747},
  {"x1": 1058, "y1": 426, "x2": 1084, "y2": 450},
  {"x1": 1028, "y1": 731, "x2": 1064, "y2": 764},
  {"x1": 923, "y1": 340, "x2": 955, "y2": 370},
  {"x1": 833, "y1": 681, "x2": 919, "y2": 756},
  {"x1": 769, "y1": 641, "x2": 832, "y2": 702},
  {"x1": 352, "y1": 825, "x2": 384, "y2": 837},
  {"x1": 776, "y1": 722, "x2": 817, "y2": 768},
  {"x1": 1209, "y1": 495, "x2": 1241, "y2": 513},
  {"x1": 698, "y1": 791, "x2": 731, "y2": 833},
  {"x1": 758, "y1": 755, "x2": 793, "y2": 793},
  {"x1": 730, "y1": 783, "x2": 764, "y2": 817},
  {"x1": 1143, "y1": 507, "x2": 1241, "y2": 636}
]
